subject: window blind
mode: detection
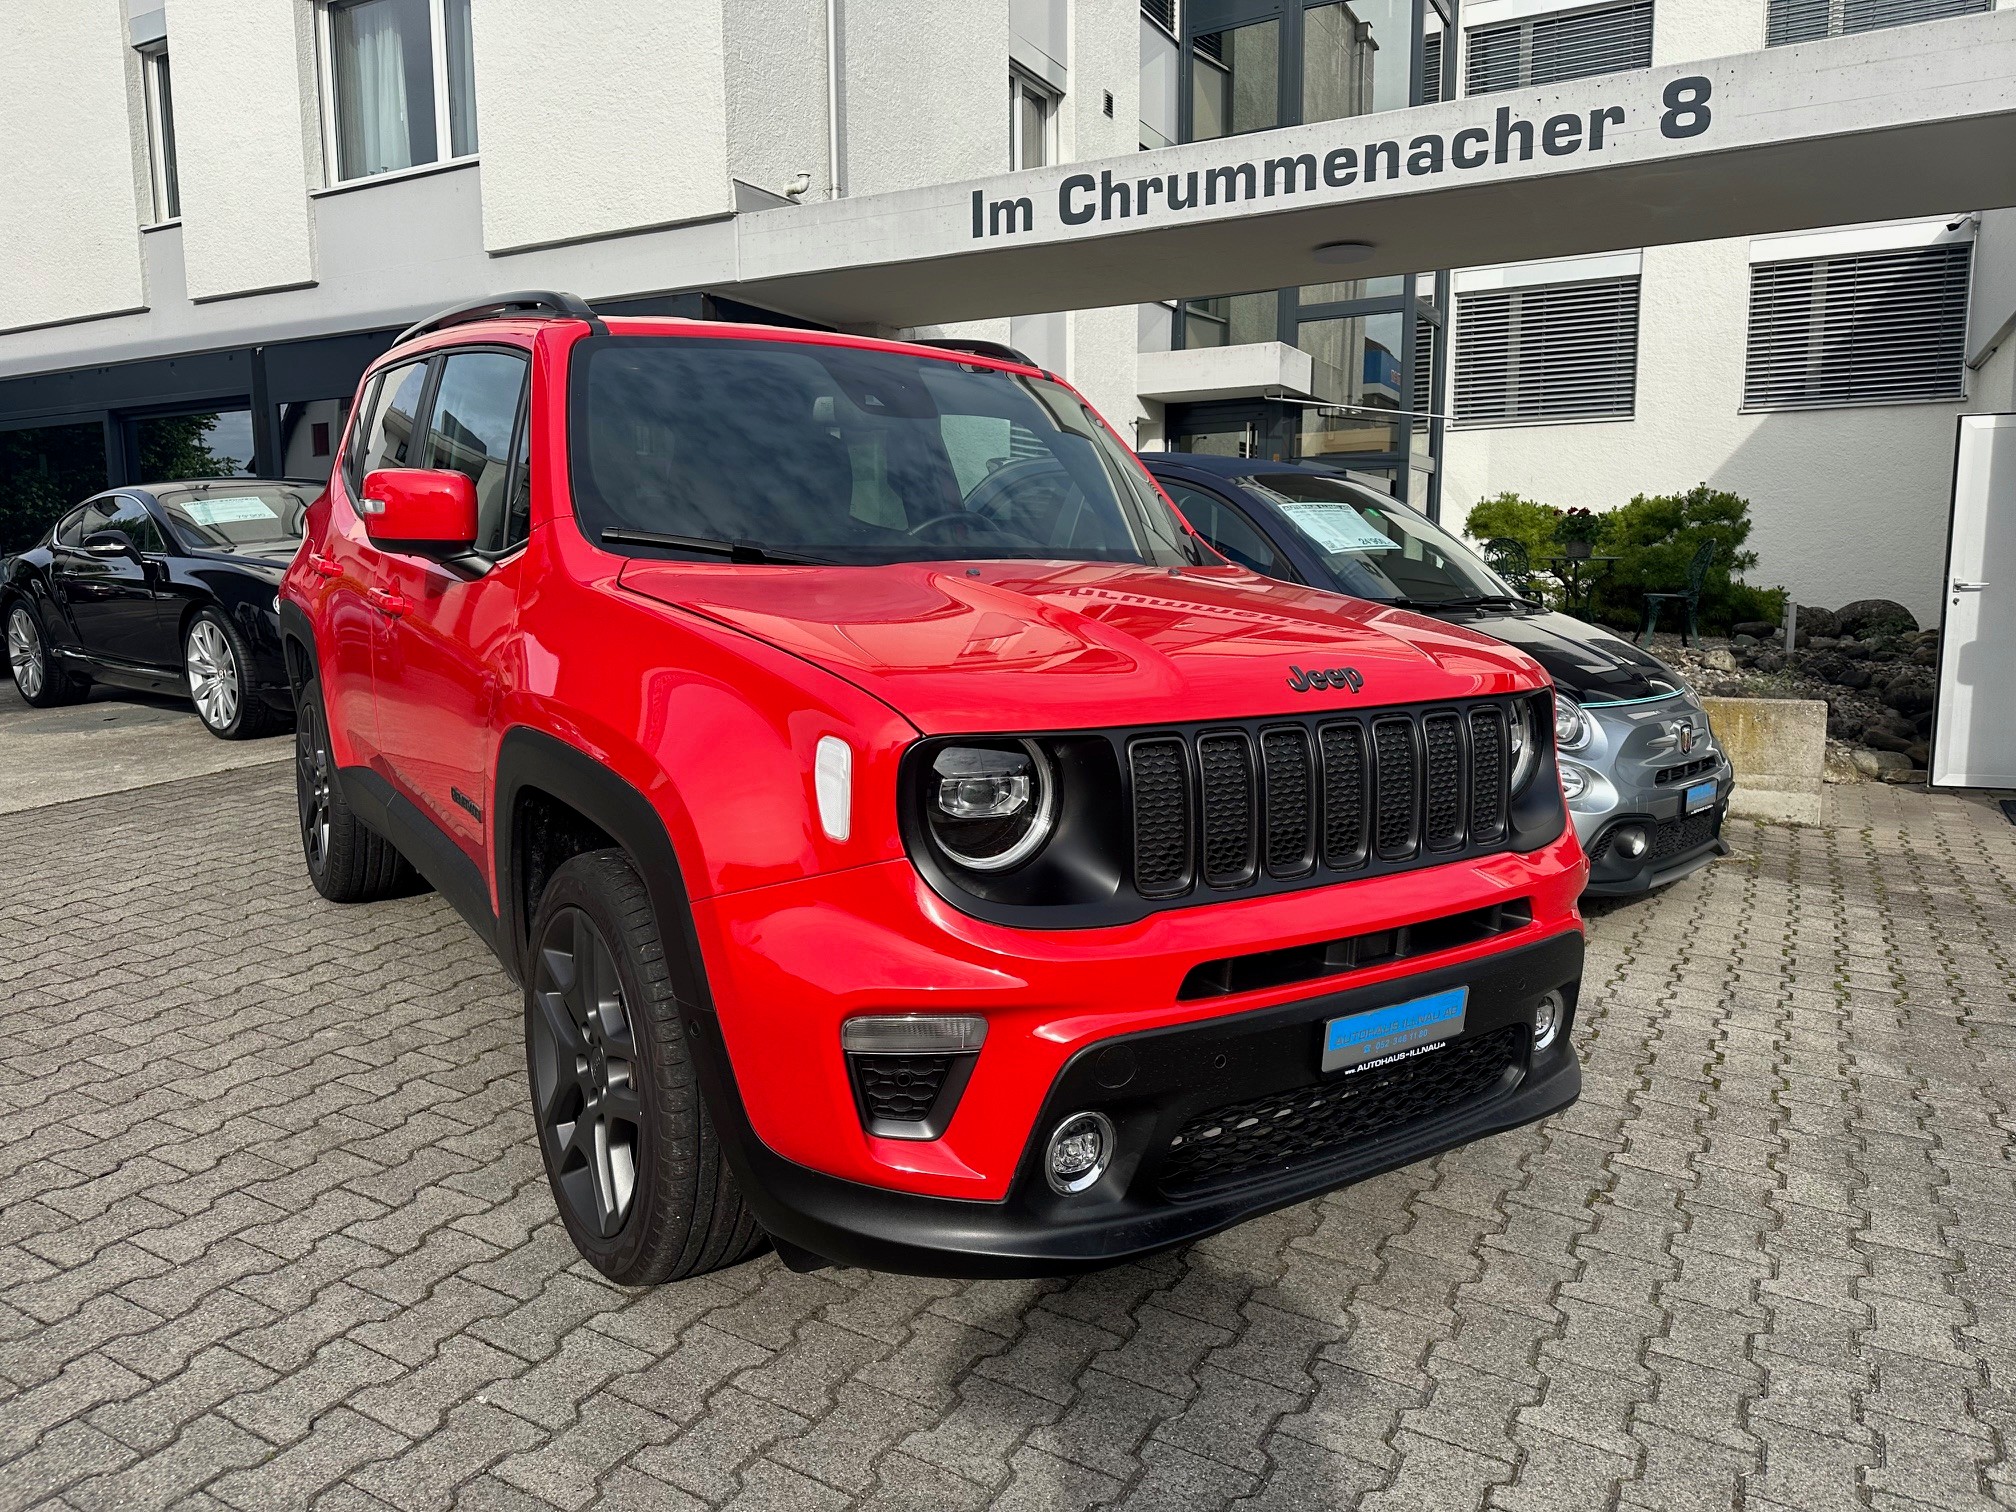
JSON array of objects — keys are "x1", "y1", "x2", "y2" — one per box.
[
  {"x1": 1453, "y1": 278, "x2": 1641, "y2": 425},
  {"x1": 1142, "y1": 0, "x2": 1177, "y2": 34},
  {"x1": 1413, "y1": 316, "x2": 1436, "y2": 418},
  {"x1": 1743, "y1": 242, "x2": 1971, "y2": 409},
  {"x1": 1465, "y1": 1, "x2": 1654, "y2": 95},
  {"x1": 1766, "y1": 0, "x2": 1988, "y2": 46},
  {"x1": 1421, "y1": 32, "x2": 1443, "y2": 103}
]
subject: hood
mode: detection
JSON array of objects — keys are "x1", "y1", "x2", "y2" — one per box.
[
  {"x1": 1431, "y1": 606, "x2": 1688, "y2": 704},
  {"x1": 617, "y1": 559, "x2": 1546, "y2": 734}
]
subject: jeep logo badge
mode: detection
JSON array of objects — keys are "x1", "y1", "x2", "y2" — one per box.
[{"x1": 1286, "y1": 664, "x2": 1363, "y2": 694}]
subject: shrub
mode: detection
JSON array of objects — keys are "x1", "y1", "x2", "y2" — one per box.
[
  {"x1": 1462, "y1": 492, "x2": 1560, "y2": 566},
  {"x1": 1589, "y1": 484, "x2": 1784, "y2": 632}
]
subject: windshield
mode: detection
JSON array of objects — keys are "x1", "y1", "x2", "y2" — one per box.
[
  {"x1": 571, "y1": 336, "x2": 1198, "y2": 567},
  {"x1": 158, "y1": 486, "x2": 312, "y2": 553},
  {"x1": 1245, "y1": 473, "x2": 1518, "y2": 605}
]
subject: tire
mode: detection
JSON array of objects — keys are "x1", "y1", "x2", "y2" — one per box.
[
  {"x1": 186, "y1": 607, "x2": 285, "y2": 740},
  {"x1": 525, "y1": 849, "x2": 766, "y2": 1285},
  {"x1": 5, "y1": 598, "x2": 89, "y2": 707},
  {"x1": 295, "y1": 674, "x2": 415, "y2": 903}
]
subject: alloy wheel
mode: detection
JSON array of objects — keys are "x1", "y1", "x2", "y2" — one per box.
[
  {"x1": 295, "y1": 698, "x2": 332, "y2": 874},
  {"x1": 186, "y1": 620, "x2": 239, "y2": 730},
  {"x1": 5, "y1": 608, "x2": 43, "y2": 699},
  {"x1": 529, "y1": 908, "x2": 644, "y2": 1239}
]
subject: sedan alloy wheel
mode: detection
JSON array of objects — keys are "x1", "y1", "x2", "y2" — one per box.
[
  {"x1": 186, "y1": 618, "x2": 240, "y2": 731},
  {"x1": 6, "y1": 607, "x2": 43, "y2": 699}
]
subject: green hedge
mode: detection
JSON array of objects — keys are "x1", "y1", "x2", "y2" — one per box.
[{"x1": 1463, "y1": 485, "x2": 1785, "y2": 631}]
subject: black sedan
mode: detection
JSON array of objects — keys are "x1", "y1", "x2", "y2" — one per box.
[
  {"x1": 1, "y1": 480, "x2": 312, "y2": 739},
  {"x1": 1142, "y1": 453, "x2": 1734, "y2": 895}
]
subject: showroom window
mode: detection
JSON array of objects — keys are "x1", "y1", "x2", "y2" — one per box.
[
  {"x1": 1466, "y1": 1, "x2": 1654, "y2": 95},
  {"x1": 1453, "y1": 276, "x2": 1642, "y2": 425},
  {"x1": 139, "y1": 44, "x2": 180, "y2": 221},
  {"x1": 1743, "y1": 241, "x2": 1972, "y2": 409},
  {"x1": 1009, "y1": 69, "x2": 1058, "y2": 170},
  {"x1": 321, "y1": 0, "x2": 477, "y2": 183},
  {"x1": 1765, "y1": 0, "x2": 1989, "y2": 45}
]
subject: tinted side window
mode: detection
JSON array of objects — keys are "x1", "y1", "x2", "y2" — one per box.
[
  {"x1": 103, "y1": 497, "x2": 165, "y2": 554},
  {"x1": 52, "y1": 508, "x2": 89, "y2": 547},
  {"x1": 420, "y1": 350, "x2": 529, "y2": 553},
  {"x1": 342, "y1": 371, "x2": 385, "y2": 494},
  {"x1": 356, "y1": 360, "x2": 431, "y2": 479},
  {"x1": 1163, "y1": 482, "x2": 1280, "y2": 575}
]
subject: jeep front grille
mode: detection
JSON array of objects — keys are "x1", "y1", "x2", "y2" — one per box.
[{"x1": 1126, "y1": 699, "x2": 1515, "y2": 903}]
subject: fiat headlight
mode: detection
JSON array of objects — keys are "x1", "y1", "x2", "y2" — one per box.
[
  {"x1": 1554, "y1": 692, "x2": 1590, "y2": 752},
  {"x1": 925, "y1": 740, "x2": 1057, "y2": 871}
]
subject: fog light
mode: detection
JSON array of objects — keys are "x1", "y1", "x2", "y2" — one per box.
[
  {"x1": 841, "y1": 1015, "x2": 987, "y2": 1054},
  {"x1": 1044, "y1": 1111, "x2": 1114, "y2": 1195},
  {"x1": 1613, "y1": 824, "x2": 1649, "y2": 859},
  {"x1": 1533, "y1": 990, "x2": 1567, "y2": 1052}
]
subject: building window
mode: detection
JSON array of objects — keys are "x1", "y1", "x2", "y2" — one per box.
[
  {"x1": 1191, "y1": 18, "x2": 1282, "y2": 140},
  {"x1": 322, "y1": 0, "x2": 477, "y2": 182},
  {"x1": 1453, "y1": 277, "x2": 1642, "y2": 425},
  {"x1": 1010, "y1": 70, "x2": 1057, "y2": 170},
  {"x1": 1743, "y1": 242, "x2": 1971, "y2": 410},
  {"x1": 1466, "y1": 1, "x2": 1654, "y2": 95},
  {"x1": 139, "y1": 45, "x2": 180, "y2": 221},
  {"x1": 1766, "y1": 0, "x2": 1989, "y2": 44}
]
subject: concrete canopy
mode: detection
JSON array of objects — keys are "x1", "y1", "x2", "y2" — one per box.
[{"x1": 730, "y1": 13, "x2": 2016, "y2": 329}]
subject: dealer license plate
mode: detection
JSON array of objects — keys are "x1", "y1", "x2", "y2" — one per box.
[
  {"x1": 1685, "y1": 779, "x2": 1717, "y2": 815},
  {"x1": 1320, "y1": 986, "x2": 1468, "y2": 1075}
]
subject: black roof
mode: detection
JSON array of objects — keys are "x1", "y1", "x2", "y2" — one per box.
[{"x1": 1139, "y1": 452, "x2": 1334, "y2": 479}]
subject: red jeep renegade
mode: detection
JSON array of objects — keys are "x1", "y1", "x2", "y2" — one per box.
[{"x1": 279, "y1": 292, "x2": 1587, "y2": 1283}]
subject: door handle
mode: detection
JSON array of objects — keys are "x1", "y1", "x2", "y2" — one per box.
[
  {"x1": 307, "y1": 552, "x2": 342, "y2": 579},
  {"x1": 366, "y1": 588, "x2": 410, "y2": 618},
  {"x1": 1951, "y1": 580, "x2": 1988, "y2": 592}
]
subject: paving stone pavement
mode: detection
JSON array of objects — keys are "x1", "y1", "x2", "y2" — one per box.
[{"x1": 1, "y1": 760, "x2": 2012, "y2": 1511}]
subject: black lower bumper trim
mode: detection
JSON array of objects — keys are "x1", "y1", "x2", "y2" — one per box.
[{"x1": 687, "y1": 930, "x2": 1584, "y2": 1278}]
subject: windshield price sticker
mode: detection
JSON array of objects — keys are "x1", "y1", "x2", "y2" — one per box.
[
  {"x1": 182, "y1": 497, "x2": 281, "y2": 526},
  {"x1": 1279, "y1": 501, "x2": 1401, "y2": 554}
]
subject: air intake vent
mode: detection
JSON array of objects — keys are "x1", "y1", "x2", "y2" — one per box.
[
  {"x1": 1422, "y1": 713, "x2": 1464, "y2": 851},
  {"x1": 1372, "y1": 719, "x2": 1418, "y2": 859},
  {"x1": 1129, "y1": 736, "x2": 1193, "y2": 896},
  {"x1": 1260, "y1": 727, "x2": 1315, "y2": 877},
  {"x1": 1468, "y1": 708, "x2": 1508, "y2": 842},
  {"x1": 1198, "y1": 732, "x2": 1257, "y2": 886},
  {"x1": 1318, "y1": 722, "x2": 1368, "y2": 870}
]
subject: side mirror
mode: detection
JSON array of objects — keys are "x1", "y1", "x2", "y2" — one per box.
[
  {"x1": 83, "y1": 530, "x2": 143, "y2": 564},
  {"x1": 360, "y1": 468, "x2": 478, "y2": 556}
]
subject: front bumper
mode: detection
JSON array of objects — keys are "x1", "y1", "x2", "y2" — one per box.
[
  {"x1": 1562, "y1": 699, "x2": 1733, "y2": 896},
  {"x1": 685, "y1": 929, "x2": 1583, "y2": 1276}
]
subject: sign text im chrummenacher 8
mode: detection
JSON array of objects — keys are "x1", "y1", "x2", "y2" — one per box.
[{"x1": 970, "y1": 76, "x2": 1715, "y2": 240}]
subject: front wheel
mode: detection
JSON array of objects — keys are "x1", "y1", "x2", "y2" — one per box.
[
  {"x1": 294, "y1": 674, "x2": 414, "y2": 902},
  {"x1": 525, "y1": 849, "x2": 765, "y2": 1284},
  {"x1": 186, "y1": 608, "x2": 283, "y2": 740}
]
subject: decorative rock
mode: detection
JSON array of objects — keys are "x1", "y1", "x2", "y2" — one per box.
[
  {"x1": 1879, "y1": 765, "x2": 1924, "y2": 785},
  {"x1": 1702, "y1": 647, "x2": 1737, "y2": 672},
  {"x1": 1882, "y1": 682, "x2": 1935, "y2": 719},
  {"x1": 1836, "y1": 598, "x2": 1918, "y2": 638},
  {"x1": 1852, "y1": 748, "x2": 1911, "y2": 777},
  {"x1": 1796, "y1": 606, "x2": 1841, "y2": 640},
  {"x1": 1755, "y1": 652, "x2": 1785, "y2": 674},
  {"x1": 1732, "y1": 633, "x2": 1760, "y2": 649},
  {"x1": 1865, "y1": 729, "x2": 1915, "y2": 755},
  {"x1": 1806, "y1": 636, "x2": 1841, "y2": 652},
  {"x1": 1733, "y1": 620, "x2": 1779, "y2": 640}
]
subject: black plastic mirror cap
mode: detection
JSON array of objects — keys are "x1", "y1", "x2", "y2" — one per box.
[
  {"x1": 1508, "y1": 689, "x2": 1569, "y2": 853},
  {"x1": 899, "y1": 734, "x2": 1128, "y2": 916}
]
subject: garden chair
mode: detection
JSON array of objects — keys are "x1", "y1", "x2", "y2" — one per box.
[
  {"x1": 1638, "y1": 541, "x2": 1716, "y2": 649},
  {"x1": 1481, "y1": 537, "x2": 1536, "y2": 596}
]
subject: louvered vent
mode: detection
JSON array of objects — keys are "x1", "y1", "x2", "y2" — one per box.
[
  {"x1": 1766, "y1": 0, "x2": 1987, "y2": 45},
  {"x1": 1454, "y1": 278, "x2": 1641, "y2": 426},
  {"x1": 1260, "y1": 728, "x2": 1315, "y2": 877},
  {"x1": 1130, "y1": 737, "x2": 1192, "y2": 897},
  {"x1": 1413, "y1": 315, "x2": 1437, "y2": 421},
  {"x1": 1141, "y1": 0, "x2": 1177, "y2": 33},
  {"x1": 1467, "y1": 1, "x2": 1652, "y2": 94},
  {"x1": 1743, "y1": 243, "x2": 1971, "y2": 411},
  {"x1": 1420, "y1": 31, "x2": 1444, "y2": 103},
  {"x1": 1198, "y1": 732, "x2": 1256, "y2": 886},
  {"x1": 1422, "y1": 713, "x2": 1465, "y2": 851},
  {"x1": 1468, "y1": 708, "x2": 1508, "y2": 842},
  {"x1": 1318, "y1": 722, "x2": 1368, "y2": 870},
  {"x1": 1372, "y1": 719, "x2": 1418, "y2": 859}
]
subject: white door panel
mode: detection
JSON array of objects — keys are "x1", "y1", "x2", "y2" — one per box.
[{"x1": 1933, "y1": 414, "x2": 2016, "y2": 789}]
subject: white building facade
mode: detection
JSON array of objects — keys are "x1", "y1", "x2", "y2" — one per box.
[{"x1": 0, "y1": 0, "x2": 2009, "y2": 627}]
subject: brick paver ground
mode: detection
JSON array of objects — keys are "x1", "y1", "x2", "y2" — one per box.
[{"x1": 1, "y1": 760, "x2": 2011, "y2": 1511}]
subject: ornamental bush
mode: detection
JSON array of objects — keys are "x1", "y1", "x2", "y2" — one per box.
[{"x1": 1593, "y1": 484, "x2": 1784, "y2": 632}]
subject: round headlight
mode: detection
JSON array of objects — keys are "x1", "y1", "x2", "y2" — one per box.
[
  {"x1": 1559, "y1": 760, "x2": 1589, "y2": 801},
  {"x1": 1554, "y1": 692, "x2": 1590, "y2": 751},
  {"x1": 926, "y1": 741, "x2": 1056, "y2": 871},
  {"x1": 1508, "y1": 694, "x2": 1548, "y2": 793}
]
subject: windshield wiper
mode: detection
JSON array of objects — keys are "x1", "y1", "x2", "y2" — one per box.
[
  {"x1": 1389, "y1": 594, "x2": 1537, "y2": 612},
  {"x1": 600, "y1": 528, "x2": 829, "y2": 565}
]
